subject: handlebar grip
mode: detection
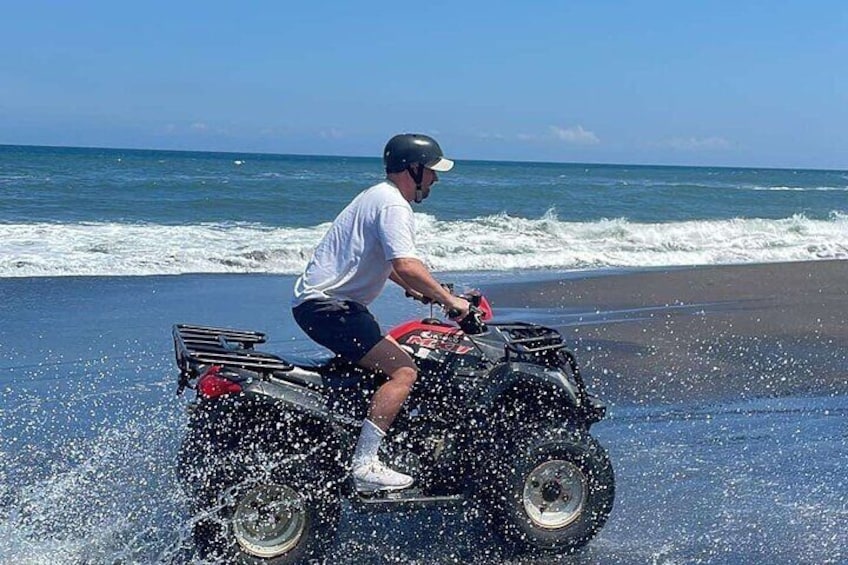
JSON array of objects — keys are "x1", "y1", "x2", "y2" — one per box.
[
  {"x1": 446, "y1": 307, "x2": 462, "y2": 318},
  {"x1": 457, "y1": 306, "x2": 487, "y2": 335},
  {"x1": 405, "y1": 290, "x2": 432, "y2": 305}
]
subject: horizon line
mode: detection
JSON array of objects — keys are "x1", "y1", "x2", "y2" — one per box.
[{"x1": 1, "y1": 141, "x2": 845, "y2": 174}]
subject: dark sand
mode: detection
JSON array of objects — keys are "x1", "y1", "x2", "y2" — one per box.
[
  {"x1": 1, "y1": 263, "x2": 846, "y2": 563},
  {"x1": 483, "y1": 260, "x2": 848, "y2": 405}
]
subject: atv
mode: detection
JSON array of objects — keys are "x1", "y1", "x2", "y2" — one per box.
[{"x1": 173, "y1": 290, "x2": 615, "y2": 563}]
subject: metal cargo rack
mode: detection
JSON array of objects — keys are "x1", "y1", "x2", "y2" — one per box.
[
  {"x1": 493, "y1": 322, "x2": 596, "y2": 413},
  {"x1": 494, "y1": 322, "x2": 567, "y2": 360},
  {"x1": 173, "y1": 323, "x2": 294, "y2": 379}
]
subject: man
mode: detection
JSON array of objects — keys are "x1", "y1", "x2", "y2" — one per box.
[{"x1": 292, "y1": 133, "x2": 470, "y2": 493}]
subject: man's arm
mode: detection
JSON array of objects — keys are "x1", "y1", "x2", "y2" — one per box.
[
  {"x1": 391, "y1": 257, "x2": 469, "y2": 315},
  {"x1": 391, "y1": 268, "x2": 450, "y2": 304},
  {"x1": 389, "y1": 268, "x2": 415, "y2": 293}
]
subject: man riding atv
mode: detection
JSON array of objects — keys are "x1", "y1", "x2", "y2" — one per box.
[{"x1": 291, "y1": 133, "x2": 470, "y2": 493}]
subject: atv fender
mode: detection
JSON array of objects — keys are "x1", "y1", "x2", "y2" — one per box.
[
  {"x1": 473, "y1": 361, "x2": 585, "y2": 425},
  {"x1": 244, "y1": 377, "x2": 330, "y2": 422}
]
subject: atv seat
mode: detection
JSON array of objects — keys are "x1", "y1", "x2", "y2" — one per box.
[
  {"x1": 284, "y1": 353, "x2": 337, "y2": 371},
  {"x1": 272, "y1": 352, "x2": 380, "y2": 391},
  {"x1": 273, "y1": 353, "x2": 362, "y2": 390},
  {"x1": 271, "y1": 366, "x2": 324, "y2": 389},
  {"x1": 269, "y1": 353, "x2": 334, "y2": 388}
]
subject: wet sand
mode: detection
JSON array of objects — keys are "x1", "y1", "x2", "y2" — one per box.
[
  {"x1": 1, "y1": 265, "x2": 846, "y2": 563},
  {"x1": 483, "y1": 260, "x2": 848, "y2": 405}
]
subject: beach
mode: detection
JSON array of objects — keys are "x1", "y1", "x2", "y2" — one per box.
[
  {"x1": 485, "y1": 259, "x2": 848, "y2": 405},
  {"x1": 1, "y1": 260, "x2": 846, "y2": 563}
]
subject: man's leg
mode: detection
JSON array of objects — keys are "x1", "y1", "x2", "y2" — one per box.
[
  {"x1": 357, "y1": 336, "x2": 417, "y2": 431},
  {"x1": 350, "y1": 336, "x2": 417, "y2": 492}
]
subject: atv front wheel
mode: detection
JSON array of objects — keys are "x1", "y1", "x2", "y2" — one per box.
[
  {"x1": 195, "y1": 477, "x2": 340, "y2": 564},
  {"x1": 486, "y1": 427, "x2": 614, "y2": 556}
]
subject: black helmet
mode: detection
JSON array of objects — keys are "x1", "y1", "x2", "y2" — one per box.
[{"x1": 383, "y1": 134, "x2": 454, "y2": 174}]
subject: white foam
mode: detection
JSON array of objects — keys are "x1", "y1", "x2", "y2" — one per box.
[
  {"x1": 748, "y1": 185, "x2": 848, "y2": 192},
  {"x1": 1, "y1": 212, "x2": 846, "y2": 277}
]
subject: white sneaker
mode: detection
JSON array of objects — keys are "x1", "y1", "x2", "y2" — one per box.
[{"x1": 352, "y1": 459, "x2": 414, "y2": 493}]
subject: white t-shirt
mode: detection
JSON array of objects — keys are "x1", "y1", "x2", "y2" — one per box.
[{"x1": 292, "y1": 181, "x2": 419, "y2": 306}]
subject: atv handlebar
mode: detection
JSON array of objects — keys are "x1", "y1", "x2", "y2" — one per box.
[
  {"x1": 404, "y1": 289, "x2": 434, "y2": 305},
  {"x1": 404, "y1": 283, "x2": 488, "y2": 334},
  {"x1": 448, "y1": 305, "x2": 488, "y2": 335},
  {"x1": 404, "y1": 282, "x2": 454, "y2": 306}
]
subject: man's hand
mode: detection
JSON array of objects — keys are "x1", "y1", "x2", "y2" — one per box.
[
  {"x1": 392, "y1": 258, "x2": 472, "y2": 319},
  {"x1": 445, "y1": 295, "x2": 471, "y2": 320}
]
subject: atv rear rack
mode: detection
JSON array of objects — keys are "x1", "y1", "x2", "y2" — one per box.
[
  {"x1": 495, "y1": 322, "x2": 567, "y2": 359},
  {"x1": 494, "y1": 322, "x2": 602, "y2": 419},
  {"x1": 495, "y1": 322, "x2": 580, "y2": 377},
  {"x1": 173, "y1": 324, "x2": 294, "y2": 393}
]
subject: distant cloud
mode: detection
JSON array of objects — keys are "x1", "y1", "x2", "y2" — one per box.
[
  {"x1": 549, "y1": 125, "x2": 600, "y2": 145},
  {"x1": 320, "y1": 128, "x2": 344, "y2": 139},
  {"x1": 476, "y1": 132, "x2": 506, "y2": 140},
  {"x1": 160, "y1": 122, "x2": 226, "y2": 136},
  {"x1": 660, "y1": 136, "x2": 732, "y2": 151},
  {"x1": 479, "y1": 126, "x2": 599, "y2": 145}
]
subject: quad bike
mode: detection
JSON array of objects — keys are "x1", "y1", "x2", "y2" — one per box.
[{"x1": 173, "y1": 290, "x2": 615, "y2": 563}]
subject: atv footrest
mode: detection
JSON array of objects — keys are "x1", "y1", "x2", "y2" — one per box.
[{"x1": 351, "y1": 488, "x2": 464, "y2": 510}]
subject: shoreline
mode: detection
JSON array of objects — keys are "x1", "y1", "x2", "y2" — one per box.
[
  {"x1": 3, "y1": 259, "x2": 845, "y2": 406},
  {"x1": 0, "y1": 257, "x2": 844, "y2": 282},
  {"x1": 482, "y1": 259, "x2": 848, "y2": 405}
]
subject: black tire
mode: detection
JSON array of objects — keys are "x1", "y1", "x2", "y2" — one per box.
[
  {"x1": 485, "y1": 427, "x2": 614, "y2": 556},
  {"x1": 181, "y1": 398, "x2": 343, "y2": 563},
  {"x1": 194, "y1": 471, "x2": 341, "y2": 564}
]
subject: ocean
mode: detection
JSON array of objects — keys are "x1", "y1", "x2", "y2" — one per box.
[
  {"x1": 1, "y1": 145, "x2": 846, "y2": 564},
  {"x1": 2, "y1": 144, "x2": 846, "y2": 277}
]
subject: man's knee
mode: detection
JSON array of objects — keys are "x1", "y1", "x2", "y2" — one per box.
[
  {"x1": 390, "y1": 366, "x2": 417, "y2": 388},
  {"x1": 358, "y1": 337, "x2": 417, "y2": 379}
]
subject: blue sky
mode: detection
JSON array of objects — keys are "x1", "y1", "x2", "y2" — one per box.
[{"x1": 1, "y1": 1, "x2": 846, "y2": 169}]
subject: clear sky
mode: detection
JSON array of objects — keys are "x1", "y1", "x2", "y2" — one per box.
[{"x1": 1, "y1": 1, "x2": 846, "y2": 169}]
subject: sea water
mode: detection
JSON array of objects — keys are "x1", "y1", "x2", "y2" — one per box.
[
  {"x1": 1, "y1": 145, "x2": 846, "y2": 564},
  {"x1": 1, "y1": 144, "x2": 846, "y2": 277}
]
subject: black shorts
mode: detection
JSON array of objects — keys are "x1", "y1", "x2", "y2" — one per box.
[{"x1": 292, "y1": 298, "x2": 384, "y2": 363}]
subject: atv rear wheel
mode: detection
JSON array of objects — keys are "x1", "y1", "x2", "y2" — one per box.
[
  {"x1": 233, "y1": 484, "x2": 310, "y2": 559},
  {"x1": 486, "y1": 427, "x2": 614, "y2": 556},
  {"x1": 195, "y1": 476, "x2": 340, "y2": 564}
]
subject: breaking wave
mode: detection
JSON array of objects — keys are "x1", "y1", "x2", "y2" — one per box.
[{"x1": 1, "y1": 211, "x2": 846, "y2": 277}]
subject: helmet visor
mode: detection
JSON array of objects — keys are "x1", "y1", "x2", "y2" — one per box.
[{"x1": 425, "y1": 156, "x2": 455, "y2": 172}]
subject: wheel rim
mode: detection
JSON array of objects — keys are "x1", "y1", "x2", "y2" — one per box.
[
  {"x1": 522, "y1": 459, "x2": 587, "y2": 529},
  {"x1": 232, "y1": 484, "x2": 307, "y2": 558}
]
